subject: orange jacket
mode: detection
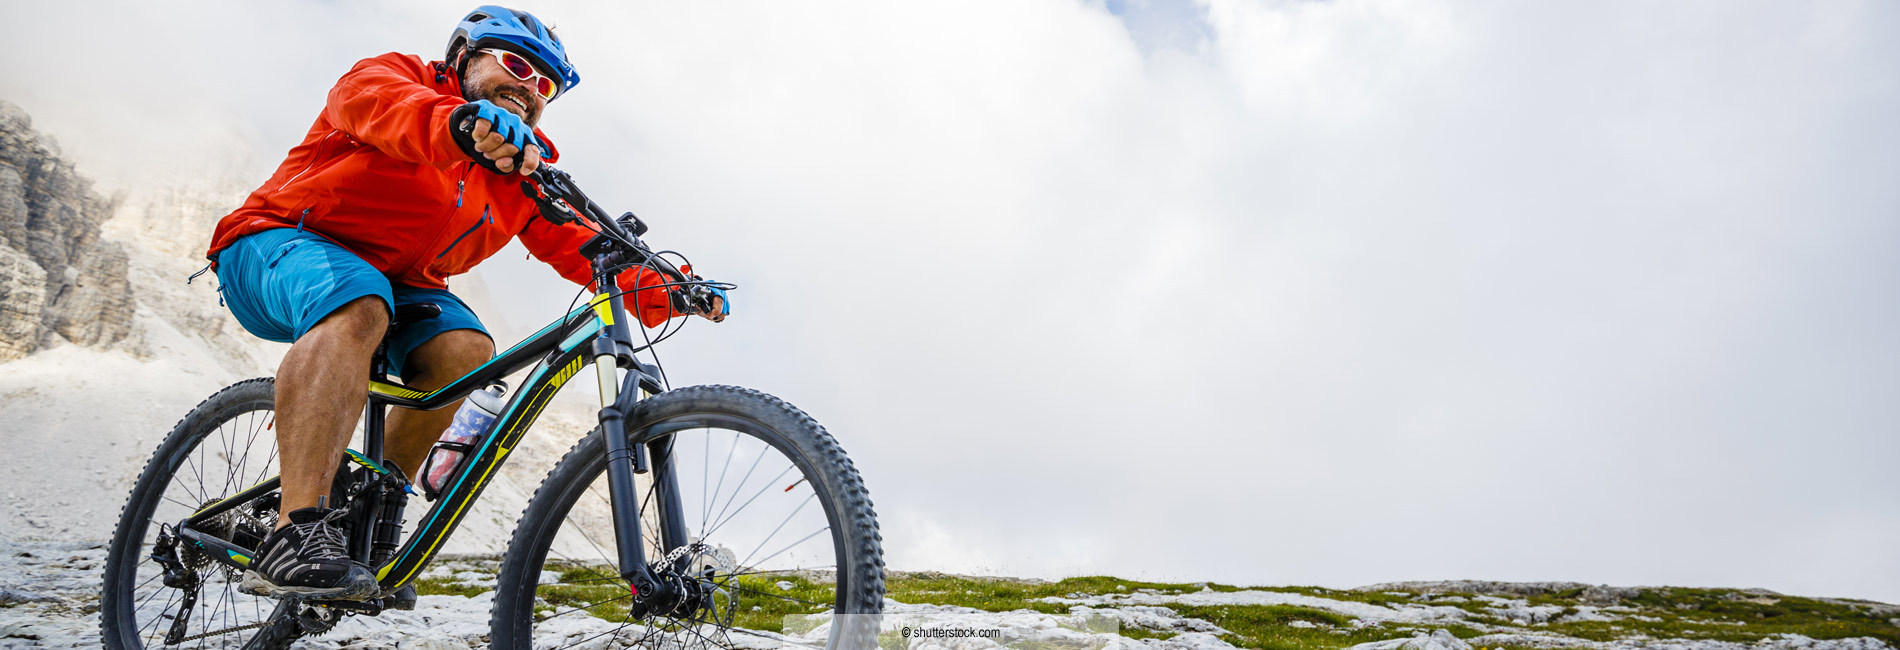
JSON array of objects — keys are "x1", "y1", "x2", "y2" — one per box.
[{"x1": 207, "y1": 52, "x2": 676, "y2": 326}]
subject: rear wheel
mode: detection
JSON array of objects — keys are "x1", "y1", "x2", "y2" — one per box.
[
  {"x1": 489, "y1": 385, "x2": 885, "y2": 649},
  {"x1": 99, "y1": 378, "x2": 307, "y2": 650}
]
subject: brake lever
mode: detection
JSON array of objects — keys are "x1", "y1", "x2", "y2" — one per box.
[{"x1": 519, "y1": 181, "x2": 577, "y2": 225}]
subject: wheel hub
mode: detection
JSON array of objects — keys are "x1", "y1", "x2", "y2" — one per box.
[{"x1": 628, "y1": 543, "x2": 738, "y2": 626}]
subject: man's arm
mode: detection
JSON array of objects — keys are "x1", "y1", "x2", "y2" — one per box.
[{"x1": 323, "y1": 53, "x2": 468, "y2": 166}]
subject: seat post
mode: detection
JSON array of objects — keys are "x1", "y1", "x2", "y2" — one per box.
[{"x1": 364, "y1": 336, "x2": 392, "y2": 465}]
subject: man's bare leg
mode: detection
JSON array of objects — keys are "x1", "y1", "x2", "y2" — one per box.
[
  {"x1": 384, "y1": 330, "x2": 497, "y2": 480},
  {"x1": 274, "y1": 296, "x2": 388, "y2": 529}
]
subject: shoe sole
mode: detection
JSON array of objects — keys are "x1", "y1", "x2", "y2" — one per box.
[{"x1": 238, "y1": 570, "x2": 381, "y2": 601}]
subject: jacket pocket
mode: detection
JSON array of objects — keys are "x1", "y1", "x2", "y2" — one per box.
[{"x1": 436, "y1": 205, "x2": 492, "y2": 260}]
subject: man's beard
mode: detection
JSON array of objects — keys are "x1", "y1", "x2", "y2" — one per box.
[{"x1": 464, "y1": 76, "x2": 541, "y2": 126}]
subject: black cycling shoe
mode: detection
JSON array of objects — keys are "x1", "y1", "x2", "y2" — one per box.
[{"x1": 238, "y1": 507, "x2": 379, "y2": 601}]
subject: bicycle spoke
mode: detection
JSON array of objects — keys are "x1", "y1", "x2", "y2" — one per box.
[
  {"x1": 701, "y1": 429, "x2": 739, "y2": 536},
  {"x1": 676, "y1": 618, "x2": 736, "y2": 650},
  {"x1": 702, "y1": 465, "x2": 795, "y2": 541},
  {"x1": 254, "y1": 443, "x2": 279, "y2": 488},
  {"x1": 701, "y1": 430, "x2": 711, "y2": 528},
  {"x1": 744, "y1": 528, "x2": 829, "y2": 574},
  {"x1": 546, "y1": 547, "x2": 619, "y2": 589},
  {"x1": 641, "y1": 479, "x2": 661, "y2": 557},
  {"x1": 574, "y1": 484, "x2": 625, "y2": 572},
  {"x1": 718, "y1": 565, "x2": 835, "y2": 577},
  {"x1": 705, "y1": 439, "x2": 770, "y2": 536},
  {"x1": 560, "y1": 620, "x2": 642, "y2": 649},
  {"x1": 219, "y1": 418, "x2": 238, "y2": 497},
  {"x1": 736, "y1": 493, "x2": 815, "y2": 568},
  {"x1": 137, "y1": 588, "x2": 180, "y2": 641},
  {"x1": 131, "y1": 569, "x2": 164, "y2": 594},
  {"x1": 539, "y1": 591, "x2": 634, "y2": 622},
  {"x1": 206, "y1": 579, "x2": 233, "y2": 646}
]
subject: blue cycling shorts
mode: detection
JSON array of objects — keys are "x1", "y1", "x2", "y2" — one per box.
[{"x1": 214, "y1": 227, "x2": 490, "y2": 380}]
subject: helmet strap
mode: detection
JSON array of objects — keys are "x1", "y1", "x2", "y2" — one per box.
[{"x1": 450, "y1": 47, "x2": 475, "y2": 98}]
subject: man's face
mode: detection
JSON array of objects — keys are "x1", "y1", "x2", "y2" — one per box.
[{"x1": 461, "y1": 49, "x2": 549, "y2": 126}]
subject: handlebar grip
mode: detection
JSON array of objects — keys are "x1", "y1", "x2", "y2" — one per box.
[{"x1": 453, "y1": 112, "x2": 531, "y2": 176}]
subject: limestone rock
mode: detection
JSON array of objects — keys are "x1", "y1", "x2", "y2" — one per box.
[
  {"x1": 0, "y1": 244, "x2": 45, "y2": 361},
  {"x1": 1352, "y1": 629, "x2": 1473, "y2": 650},
  {"x1": 0, "y1": 98, "x2": 135, "y2": 357}
]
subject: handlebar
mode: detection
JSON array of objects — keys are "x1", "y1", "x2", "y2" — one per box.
[{"x1": 519, "y1": 166, "x2": 730, "y2": 318}]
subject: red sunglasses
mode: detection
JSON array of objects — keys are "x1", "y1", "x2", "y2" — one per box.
[{"x1": 479, "y1": 49, "x2": 561, "y2": 100}]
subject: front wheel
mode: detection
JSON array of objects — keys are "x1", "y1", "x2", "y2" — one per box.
[{"x1": 490, "y1": 385, "x2": 885, "y2": 649}]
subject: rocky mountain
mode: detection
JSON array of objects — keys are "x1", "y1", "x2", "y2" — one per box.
[{"x1": 0, "y1": 100, "x2": 135, "y2": 362}]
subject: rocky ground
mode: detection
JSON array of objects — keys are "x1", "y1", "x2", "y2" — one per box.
[{"x1": 3, "y1": 541, "x2": 1894, "y2": 649}]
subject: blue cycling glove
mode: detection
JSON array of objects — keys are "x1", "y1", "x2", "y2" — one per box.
[
  {"x1": 450, "y1": 99, "x2": 548, "y2": 175},
  {"x1": 707, "y1": 285, "x2": 731, "y2": 316}
]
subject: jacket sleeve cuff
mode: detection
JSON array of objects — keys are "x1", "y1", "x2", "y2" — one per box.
[{"x1": 428, "y1": 102, "x2": 472, "y2": 166}]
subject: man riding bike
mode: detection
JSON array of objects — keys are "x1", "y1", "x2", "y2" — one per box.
[{"x1": 200, "y1": 6, "x2": 725, "y2": 602}]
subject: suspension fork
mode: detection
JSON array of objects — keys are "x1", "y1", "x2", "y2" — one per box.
[
  {"x1": 595, "y1": 352, "x2": 658, "y2": 594},
  {"x1": 595, "y1": 352, "x2": 695, "y2": 596}
]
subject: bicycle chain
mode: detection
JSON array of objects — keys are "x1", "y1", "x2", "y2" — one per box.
[{"x1": 168, "y1": 619, "x2": 272, "y2": 643}]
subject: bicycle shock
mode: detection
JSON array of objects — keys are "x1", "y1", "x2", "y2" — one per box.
[{"x1": 369, "y1": 467, "x2": 413, "y2": 569}]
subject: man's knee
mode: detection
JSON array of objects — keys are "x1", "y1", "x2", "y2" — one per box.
[
  {"x1": 311, "y1": 296, "x2": 390, "y2": 340},
  {"x1": 406, "y1": 330, "x2": 495, "y2": 381}
]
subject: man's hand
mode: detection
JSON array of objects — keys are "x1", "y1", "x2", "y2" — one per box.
[
  {"x1": 700, "y1": 295, "x2": 726, "y2": 323},
  {"x1": 449, "y1": 99, "x2": 545, "y2": 176},
  {"x1": 696, "y1": 282, "x2": 729, "y2": 323},
  {"x1": 469, "y1": 115, "x2": 542, "y2": 175}
]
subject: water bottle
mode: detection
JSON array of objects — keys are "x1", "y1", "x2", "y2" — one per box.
[{"x1": 421, "y1": 382, "x2": 507, "y2": 497}]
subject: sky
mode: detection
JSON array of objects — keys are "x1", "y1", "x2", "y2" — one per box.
[{"x1": 4, "y1": 0, "x2": 1898, "y2": 602}]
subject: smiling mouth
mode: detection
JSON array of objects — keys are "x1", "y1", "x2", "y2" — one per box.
[{"x1": 496, "y1": 92, "x2": 531, "y2": 117}]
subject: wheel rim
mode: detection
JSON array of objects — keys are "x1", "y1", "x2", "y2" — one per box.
[
  {"x1": 114, "y1": 398, "x2": 288, "y2": 649},
  {"x1": 523, "y1": 414, "x2": 851, "y2": 648}
]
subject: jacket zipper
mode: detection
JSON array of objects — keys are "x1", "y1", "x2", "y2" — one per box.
[
  {"x1": 393, "y1": 163, "x2": 477, "y2": 280},
  {"x1": 277, "y1": 130, "x2": 342, "y2": 191},
  {"x1": 436, "y1": 205, "x2": 491, "y2": 259}
]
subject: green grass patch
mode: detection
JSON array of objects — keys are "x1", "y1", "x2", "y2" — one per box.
[
  {"x1": 412, "y1": 575, "x2": 494, "y2": 598},
  {"x1": 1163, "y1": 604, "x2": 1483, "y2": 650},
  {"x1": 1537, "y1": 590, "x2": 1898, "y2": 648}
]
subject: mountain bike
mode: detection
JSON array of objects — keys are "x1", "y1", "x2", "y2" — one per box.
[{"x1": 98, "y1": 166, "x2": 885, "y2": 649}]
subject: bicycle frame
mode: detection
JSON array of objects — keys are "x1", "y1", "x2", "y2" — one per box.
[{"x1": 180, "y1": 245, "x2": 689, "y2": 603}]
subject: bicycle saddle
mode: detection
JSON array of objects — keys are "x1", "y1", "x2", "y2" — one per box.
[{"x1": 389, "y1": 302, "x2": 441, "y2": 334}]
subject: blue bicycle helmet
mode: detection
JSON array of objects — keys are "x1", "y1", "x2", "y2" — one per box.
[{"x1": 446, "y1": 6, "x2": 580, "y2": 97}]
